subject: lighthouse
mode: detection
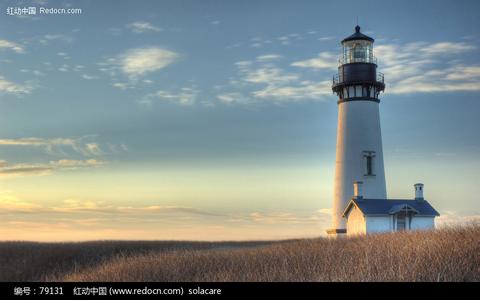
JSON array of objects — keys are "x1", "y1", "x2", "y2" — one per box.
[
  {"x1": 326, "y1": 26, "x2": 439, "y2": 236},
  {"x1": 327, "y1": 26, "x2": 387, "y2": 235}
]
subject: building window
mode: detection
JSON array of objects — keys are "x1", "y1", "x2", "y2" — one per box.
[{"x1": 363, "y1": 151, "x2": 376, "y2": 176}]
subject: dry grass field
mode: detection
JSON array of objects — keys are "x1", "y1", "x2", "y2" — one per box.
[{"x1": 1, "y1": 225, "x2": 478, "y2": 282}]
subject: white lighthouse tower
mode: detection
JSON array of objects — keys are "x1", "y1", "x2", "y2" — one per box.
[{"x1": 327, "y1": 26, "x2": 387, "y2": 235}]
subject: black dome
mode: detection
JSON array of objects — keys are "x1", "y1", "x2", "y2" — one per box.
[{"x1": 341, "y1": 26, "x2": 374, "y2": 43}]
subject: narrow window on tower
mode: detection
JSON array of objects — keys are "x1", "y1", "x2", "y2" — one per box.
[
  {"x1": 366, "y1": 156, "x2": 372, "y2": 175},
  {"x1": 363, "y1": 151, "x2": 376, "y2": 176}
]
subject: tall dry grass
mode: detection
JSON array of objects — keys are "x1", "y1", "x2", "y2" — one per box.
[
  {"x1": 1, "y1": 226, "x2": 478, "y2": 282},
  {"x1": 0, "y1": 240, "x2": 273, "y2": 281}
]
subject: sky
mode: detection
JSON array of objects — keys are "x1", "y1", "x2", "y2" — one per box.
[{"x1": 0, "y1": 0, "x2": 479, "y2": 241}]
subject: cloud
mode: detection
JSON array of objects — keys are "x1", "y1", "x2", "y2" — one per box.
[
  {"x1": 50, "y1": 159, "x2": 104, "y2": 168},
  {"x1": 244, "y1": 67, "x2": 299, "y2": 84},
  {"x1": 445, "y1": 66, "x2": 480, "y2": 81},
  {"x1": 291, "y1": 52, "x2": 338, "y2": 70},
  {"x1": 224, "y1": 58, "x2": 332, "y2": 103},
  {"x1": 0, "y1": 161, "x2": 53, "y2": 177},
  {"x1": 0, "y1": 136, "x2": 121, "y2": 157},
  {"x1": 0, "y1": 196, "x2": 221, "y2": 217},
  {"x1": 436, "y1": 211, "x2": 480, "y2": 227},
  {"x1": 230, "y1": 208, "x2": 332, "y2": 227},
  {"x1": 112, "y1": 82, "x2": 132, "y2": 90},
  {"x1": 217, "y1": 92, "x2": 251, "y2": 105},
  {"x1": 127, "y1": 21, "x2": 162, "y2": 33},
  {"x1": 318, "y1": 36, "x2": 335, "y2": 41},
  {"x1": 420, "y1": 42, "x2": 475, "y2": 55},
  {"x1": 0, "y1": 159, "x2": 105, "y2": 178},
  {"x1": 115, "y1": 47, "x2": 179, "y2": 78},
  {"x1": 220, "y1": 39, "x2": 480, "y2": 105},
  {"x1": 374, "y1": 41, "x2": 480, "y2": 94},
  {"x1": 81, "y1": 74, "x2": 98, "y2": 80},
  {"x1": 0, "y1": 137, "x2": 75, "y2": 146},
  {"x1": 39, "y1": 34, "x2": 73, "y2": 45},
  {"x1": 0, "y1": 39, "x2": 24, "y2": 53},
  {"x1": 20, "y1": 69, "x2": 45, "y2": 77},
  {"x1": 0, "y1": 192, "x2": 42, "y2": 212},
  {"x1": 85, "y1": 143, "x2": 103, "y2": 155},
  {"x1": 284, "y1": 40, "x2": 480, "y2": 96},
  {"x1": 0, "y1": 75, "x2": 33, "y2": 95},
  {"x1": 252, "y1": 80, "x2": 332, "y2": 101},
  {"x1": 256, "y1": 54, "x2": 282, "y2": 62},
  {"x1": 140, "y1": 87, "x2": 198, "y2": 106}
]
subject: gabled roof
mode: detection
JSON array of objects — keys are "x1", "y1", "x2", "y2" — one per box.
[
  {"x1": 343, "y1": 198, "x2": 440, "y2": 218},
  {"x1": 342, "y1": 25, "x2": 374, "y2": 43}
]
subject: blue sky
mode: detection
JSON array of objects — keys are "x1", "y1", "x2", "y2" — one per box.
[{"x1": 0, "y1": 0, "x2": 479, "y2": 240}]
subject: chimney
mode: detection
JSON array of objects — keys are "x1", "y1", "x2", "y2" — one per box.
[
  {"x1": 353, "y1": 181, "x2": 363, "y2": 199},
  {"x1": 414, "y1": 183, "x2": 424, "y2": 200}
]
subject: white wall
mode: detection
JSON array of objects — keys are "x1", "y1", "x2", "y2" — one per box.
[
  {"x1": 366, "y1": 216, "x2": 392, "y2": 233},
  {"x1": 332, "y1": 100, "x2": 387, "y2": 230},
  {"x1": 346, "y1": 205, "x2": 366, "y2": 235},
  {"x1": 347, "y1": 214, "x2": 436, "y2": 235},
  {"x1": 410, "y1": 216, "x2": 435, "y2": 230}
]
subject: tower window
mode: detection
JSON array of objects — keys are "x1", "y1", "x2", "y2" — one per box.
[
  {"x1": 363, "y1": 151, "x2": 376, "y2": 176},
  {"x1": 366, "y1": 156, "x2": 373, "y2": 175}
]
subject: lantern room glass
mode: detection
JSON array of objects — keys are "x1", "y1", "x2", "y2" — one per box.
[{"x1": 341, "y1": 40, "x2": 374, "y2": 64}]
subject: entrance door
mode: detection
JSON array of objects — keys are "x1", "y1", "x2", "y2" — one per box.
[{"x1": 397, "y1": 215, "x2": 406, "y2": 231}]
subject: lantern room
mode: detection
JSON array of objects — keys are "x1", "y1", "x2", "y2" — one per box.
[{"x1": 340, "y1": 25, "x2": 375, "y2": 64}]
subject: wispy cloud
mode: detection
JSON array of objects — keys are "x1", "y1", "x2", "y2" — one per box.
[
  {"x1": 81, "y1": 74, "x2": 98, "y2": 80},
  {"x1": 50, "y1": 159, "x2": 104, "y2": 168},
  {"x1": 127, "y1": 21, "x2": 162, "y2": 33},
  {"x1": 374, "y1": 41, "x2": 480, "y2": 94},
  {"x1": 243, "y1": 67, "x2": 299, "y2": 84},
  {"x1": 256, "y1": 54, "x2": 283, "y2": 62},
  {"x1": 421, "y1": 42, "x2": 475, "y2": 55},
  {"x1": 217, "y1": 92, "x2": 251, "y2": 105},
  {"x1": 39, "y1": 33, "x2": 73, "y2": 45},
  {"x1": 0, "y1": 136, "x2": 117, "y2": 157},
  {"x1": 0, "y1": 161, "x2": 52, "y2": 177},
  {"x1": 140, "y1": 87, "x2": 198, "y2": 106},
  {"x1": 0, "y1": 159, "x2": 105, "y2": 178},
  {"x1": 245, "y1": 209, "x2": 331, "y2": 225},
  {"x1": 252, "y1": 80, "x2": 331, "y2": 101},
  {"x1": 0, "y1": 75, "x2": 33, "y2": 95},
  {"x1": 291, "y1": 52, "x2": 338, "y2": 70},
  {"x1": 222, "y1": 57, "x2": 332, "y2": 103},
  {"x1": 0, "y1": 39, "x2": 25, "y2": 53}
]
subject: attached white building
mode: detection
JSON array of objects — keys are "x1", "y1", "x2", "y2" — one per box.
[{"x1": 342, "y1": 182, "x2": 439, "y2": 235}]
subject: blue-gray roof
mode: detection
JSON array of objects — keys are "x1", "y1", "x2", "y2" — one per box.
[{"x1": 343, "y1": 198, "x2": 440, "y2": 217}]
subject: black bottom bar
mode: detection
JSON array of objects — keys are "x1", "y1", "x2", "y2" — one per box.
[{"x1": 0, "y1": 282, "x2": 476, "y2": 299}]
